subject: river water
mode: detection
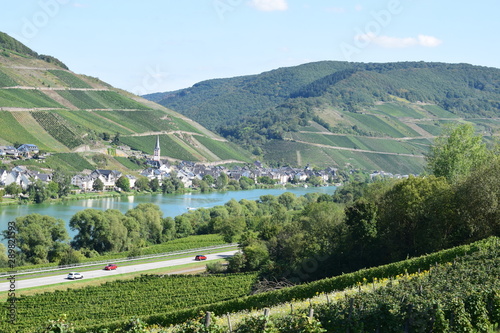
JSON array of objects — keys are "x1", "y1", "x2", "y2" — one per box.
[{"x1": 0, "y1": 186, "x2": 337, "y2": 239}]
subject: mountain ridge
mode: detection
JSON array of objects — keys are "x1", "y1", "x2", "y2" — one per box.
[{"x1": 144, "y1": 60, "x2": 500, "y2": 174}]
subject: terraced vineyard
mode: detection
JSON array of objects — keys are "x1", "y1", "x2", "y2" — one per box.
[
  {"x1": 45, "y1": 153, "x2": 94, "y2": 171},
  {"x1": 0, "y1": 273, "x2": 258, "y2": 332},
  {"x1": 0, "y1": 89, "x2": 62, "y2": 108},
  {"x1": 30, "y1": 111, "x2": 85, "y2": 149},
  {"x1": 94, "y1": 110, "x2": 177, "y2": 133},
  {"x1": 120, "y1": 134, "x2": 197, "y2": 161},
  {"x1": 0, "y1": 68, "x2": 17, "y2": 87},
  {"x1": 47, "y1": 70, "x2": 93, "y2": 89},
  {"x1": 195, "y1": 136, "x2": 249, "y2": 161},
  {"x1": 0, "y1": 111, "x2": 43, "y2": 146}
]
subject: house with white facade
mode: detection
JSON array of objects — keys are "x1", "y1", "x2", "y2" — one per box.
[
  {"x1": 90, "y1": 169, "x2": 122, "y2": 189},
  {"x1": 71, "y1": 175, "x2": 95, "y2": 191}
]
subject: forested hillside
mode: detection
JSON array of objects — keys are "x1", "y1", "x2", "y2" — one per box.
[
  {"x1": 146, "y1": 61, "x2": 500, "y2": 174},
  {"x1": 0, "y1": 32, "x2": 249, "y2": 169}
]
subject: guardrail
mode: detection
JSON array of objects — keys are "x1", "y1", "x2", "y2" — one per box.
[{"x1": 0, "y1": 243, "x2": 239, "y2": 277}]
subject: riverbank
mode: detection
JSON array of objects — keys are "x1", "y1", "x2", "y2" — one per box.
[{"x1": 0, "y1": 183, "x2": 320, "y2": 207}]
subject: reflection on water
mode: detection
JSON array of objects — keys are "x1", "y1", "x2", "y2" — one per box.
[{"x1": 0, "y1": 186, "x2": 337, "y2": 240}]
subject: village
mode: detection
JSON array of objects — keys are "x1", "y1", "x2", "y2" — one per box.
[{"x1": 0, "y1": 138, "x2": 400, "y2": 197}]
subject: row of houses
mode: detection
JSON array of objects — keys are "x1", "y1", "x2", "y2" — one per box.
[
  {"x1": 0, "y1": 166, "x2": 51, "y2": 189},
  {"x1": 0, "y1": 144, "x2": 40, "y2": 157},
  {"x1": 1, "y1": 160, "x2": 338, "y2": 193},
  {"x1": 137, "y1": 160, "x2": 337, "y2": 188}
]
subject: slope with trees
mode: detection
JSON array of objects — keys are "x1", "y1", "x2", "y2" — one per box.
[{"x1": 146, "y1": 61, "x2": 500, "y2": 173}]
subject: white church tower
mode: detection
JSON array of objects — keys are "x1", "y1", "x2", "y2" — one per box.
[{"x1": 153, "y1": 135, "x2": 161, "y2": 162}]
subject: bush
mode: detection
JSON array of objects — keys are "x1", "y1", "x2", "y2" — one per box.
[{"x1": 206, "y1": 261, "x2": 226, "y2": 274}]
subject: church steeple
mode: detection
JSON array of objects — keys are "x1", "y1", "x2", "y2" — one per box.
[{"x1": 153, "y1": 136, "x2": 160, "y2": 162}]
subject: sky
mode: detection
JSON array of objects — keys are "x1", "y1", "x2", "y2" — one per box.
[{"x1": 1, "y1": 1, "x2": 499, "y2": 95}]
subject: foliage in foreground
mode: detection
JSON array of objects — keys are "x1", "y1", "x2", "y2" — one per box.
[{"x1": 24, "y1": 237, "x2": 500, "y2": 333}]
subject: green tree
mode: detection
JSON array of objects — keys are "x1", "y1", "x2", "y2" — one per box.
[
  {"x1": 278, "y1": 192, "x2": 297, "y2": 210},
  {"x1": 4, "y1": 183, "x2": 22, "y2": 198},
  {"x1": 149, "y1": 178, "x2": 160, "y2": 192},
  {"x1": 202, "y1": 174, "x2": 214, "y2": 185},
  {"x1": 115, "y1": 175, "x2": 130, "y2": 192},
  {"x1": 47, "y1": 181, "x2": 59, "y2": 199},
  {"x1": 112, "y1": 132, "x2": 120, "y2": 145},
  {"x1": 216, "y1": 172, "x2": 229, "y2": 189},
  {"x1": 344, "y1": 198, "x2": 378, "y2": 269},
  {"x1": 69, "y1": 209, "x2": 129, "y2": 254},
  {"x1": 135, "y1": 176, "x2": 150, "y2": 192},
  {"x1": 0, "y1": 243, "x2": 8, "y2": 268},
  {"x1": 52, "y1": 168, "x2": 72, "y2": 197},
  {"x1": 454, "y1": 157, "x2": 500, "y2": 243},
  {"x1": 26, "y1": 179, "x2": 49, "y2": 203},
  {"x1": 213, "y1": 216, "x2": 246, "y2": 243},
  {"x1": 2, "y1": 214, "x2": 69, "y2": 265},
  {"x1": 161, "y1": 178, "x2": 175, "y2": 194},
  {"x1": 426, "y1": 123, "x2": 489, "y2": 183},
  {"x1": 92, "y1": 177, "x2": 104, "y2": 191},
  {"x1": 377, "y1": 176, "x2": 454, "y2": 261},
  {"x1": 126, "y1": 203, "x2": 164, "y2": 244},
  {"x1": 59, "y1": 248, "x2": 84, "y2": 266}
]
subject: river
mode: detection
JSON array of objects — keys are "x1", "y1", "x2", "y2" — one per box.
[{"x1": 0, "y1": 186, "x2": 337, "y2": 240}]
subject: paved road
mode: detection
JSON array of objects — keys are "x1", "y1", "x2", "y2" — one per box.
[{"x1": 0, "y1": 250, "x2": 237, "y2": 292}]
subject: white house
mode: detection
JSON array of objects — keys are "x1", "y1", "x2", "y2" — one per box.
[
  {"x1": 71, "y1": 175, "x2": 95, "y2": 191},
  {"x1": 90, "y1": 169, "x2": 122, "y2": 189}
]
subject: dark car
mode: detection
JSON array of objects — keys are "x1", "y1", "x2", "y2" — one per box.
[
  {"x1": 104, "y1": 264, "x2": 118, "y2": 270},
  {"x1": 195, "y1": 255, "x2": 207, "y2": 261}
]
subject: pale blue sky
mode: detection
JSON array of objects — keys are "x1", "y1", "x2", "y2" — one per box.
[{"x1": 1, "y1": 1, "x2": 499, "y2": 94}]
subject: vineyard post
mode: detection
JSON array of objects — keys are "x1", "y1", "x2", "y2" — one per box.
[
  {"x1": 308, "y1": 307, "x2": 314, "y2": 319},
  {"x1": 226, "y1": 313, "x2": 232, "y2": 332},
  {"x1": 204, "y1": 312, "x2": 211, "y2": 327},
  {"x1": 264, "y1": 308, "x2": 270, "y2": 317}
]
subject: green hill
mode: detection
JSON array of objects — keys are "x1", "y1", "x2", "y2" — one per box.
[
  {"x1": 0, "y1": 32, "x2": 250, "y2": 170},
  {"x1": 145, "y1": 61, "x2": 500, "y2": 174}
]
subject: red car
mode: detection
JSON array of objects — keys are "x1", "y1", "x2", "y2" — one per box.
[
  {"x1": 104, "y1": 264, "x2": 118, "y2": 270},
  {"x1": 195, "y1": 255, "x2": 207, "y2": 261}
]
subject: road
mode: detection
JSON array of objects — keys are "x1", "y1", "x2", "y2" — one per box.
[{"x1": 0, "y1": 250, "x2": 237, "y2": 292}]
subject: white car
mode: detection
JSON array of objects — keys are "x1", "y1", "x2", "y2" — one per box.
[{"x1": 67, "y1": 272, "x2": 83, "y2": 280}]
